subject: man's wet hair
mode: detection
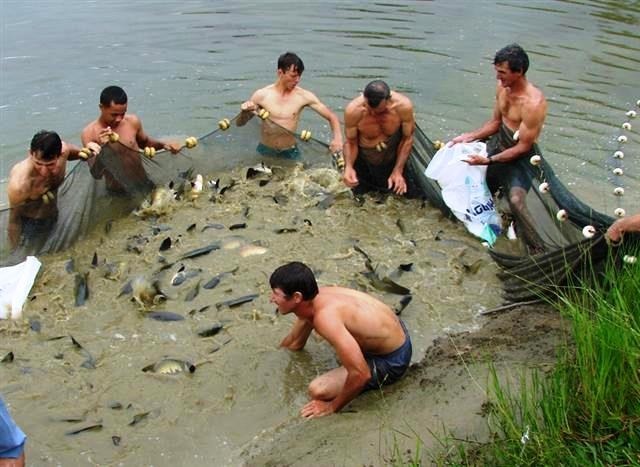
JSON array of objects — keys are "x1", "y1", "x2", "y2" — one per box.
[
  {"x1": 270, "y1": 261, "x2": 319, "y2": 300},
  {"x1": 30, "y1": 130, "x2": 62, "y2": 161},
  {"x1": 100, "y1": 85, "x2": 128, "y2": 106},
  {"x1": 277, "y1": 52, "x2": 305, "y2": 74},
  {"x1": 494, "y1": 43, "x2": 529, "y2": 74},
  {"x1": 363, "y1": 80, "x2": 391, "y2": 108}
]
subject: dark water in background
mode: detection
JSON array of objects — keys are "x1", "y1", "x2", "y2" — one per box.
[{"x1": 1, "y1": 0, "x2": 639, "y2": 211}]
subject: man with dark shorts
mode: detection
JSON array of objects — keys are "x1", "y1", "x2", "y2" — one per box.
[
  {"x1": 452, "y1": 44, "x2": 548, "y2": 251},
  {"x1": 6, "y1": 131, "x2": 95, "y2": 251},
  {"x1": 270, "y1": 261, "x2": 412, "y2": 418},
  {"x1": 343, "y1": 80, "x2": 421, "y2": 197},
  {"x1": 237, "y1": 52, "x2": 343, "y2": 160}
]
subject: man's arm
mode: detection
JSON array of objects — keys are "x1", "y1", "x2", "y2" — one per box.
[
  {"x1": 280, "y1": 317, "x2": 314, "y2": 350},
  {"x1": 301, "y1": 317, "x2": 371, "y2": 417},
  {"x1": 81, "y1": 126, "x2": 106, "y2": 179},
  {"x1": 134, "y1": 116, "x2": 180, "y2": 154},
  {"x1": 342, "y1": 101, "x2": 360, "y2": 188},
  {"x1": 488, "y1": 97, "x2": 546, "y2": 164},
  {"x1": 7, "y1": 176, "x2": 28, "y2": 248},
  {"x1": 387, "y1": 100, "x2": 415, "y2": 195},
  {"x1": 306, "y1": 92, "x2": 343, "y2": 153},
  {"x1": 237, "y1": 89, "x2": 263, "y2": 127},
  {"x1": 607, "y1": 214, "x2": 640, "y2": 243}
]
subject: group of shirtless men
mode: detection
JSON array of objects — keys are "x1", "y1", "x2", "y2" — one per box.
[{"x1": 10, "y1": 43, "x2": 629, "y2": 442}]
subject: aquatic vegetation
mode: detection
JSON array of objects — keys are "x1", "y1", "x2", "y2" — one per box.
[{"x1": 468, "y1": 251, "x2": 640, "y2": 465}]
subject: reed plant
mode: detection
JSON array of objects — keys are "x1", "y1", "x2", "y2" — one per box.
[{"x1": 475, "y1": 251, "x2": 640, "y2": 465}]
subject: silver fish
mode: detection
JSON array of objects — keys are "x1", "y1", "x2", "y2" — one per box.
[{"x1": 142, "y1": 359, "x2": 195, "y2": 375}]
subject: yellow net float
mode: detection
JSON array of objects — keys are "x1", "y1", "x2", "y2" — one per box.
[
  {"x1": 433, "y1": 140, "x2": 444, "y2": 150},
  {"x1": 376, "y1": 141, "x2": 387, "y2": 152},
  {"x1": 332, "y1": 151, "x2": 345, "y2": 171},
  {"x1": 218, "y1": 119, "x2": 231, "y2": 131},
  {"x1": 185, "y1": 136, "x2": 198, "y2": 148},
  {"x1": 108, "y1": 132, "x2": 120, "y2": 143},
  {"x1": 143, "y1": 146, "x2": 156, "y2": 158},
  {"x1": 78, "y1": 147, "x2": 91, "y2": 160},
  {"x1": 41, "y1": 190, "x2": 55, "y2": 204},
  {"x1": 300, "y1": 129, "x2": 312, "y2": 141},
  {"x1": 258, "y1": 108, "x2": 270, "y2": 120}
]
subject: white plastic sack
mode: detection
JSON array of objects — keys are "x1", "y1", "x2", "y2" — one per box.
[
  {"x1": 0, "y1": 256, "x2": 41, "y2": 320},
  {"x1": 425, "y1": 142, "x2": 501, "y2": 245}
]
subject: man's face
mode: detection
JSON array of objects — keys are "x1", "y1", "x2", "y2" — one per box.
[
  {"x1": 99, "y1": 101, "x2": 127, "y2": 128},
  {"x1": 278, "y1": 66, "x2": 302, "y2": 90},
  {"x1": 30, "y1": 151, "x2": 59, "y2": 178},
  {"x1": 270, "y1": 288, "x2": 296, "y2": 314},
  {"x1": 494, "y1": 62, "x2": 520, "y2": 88},
  {"x1": 365, "y1": 98, "x2": 388, "y2": 115}
]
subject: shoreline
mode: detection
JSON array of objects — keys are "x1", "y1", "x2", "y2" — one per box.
[{"x1": 240, "y1": 303, "x2": 568, "y2": 466}]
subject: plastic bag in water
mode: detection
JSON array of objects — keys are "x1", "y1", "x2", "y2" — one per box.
[{"x1": 425, "y1": 142, "x2": 501, "y2": 245}]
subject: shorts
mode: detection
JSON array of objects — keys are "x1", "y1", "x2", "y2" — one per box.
[
  {"x1": 256, "y1": 142, "x2": 300, "y2": 160},
  {"x1": 363, "y1": 320, "x2": 412, "y2": 391},
  {"x1": 0, "y1": 397, "x2": 26, "y2": 459}
]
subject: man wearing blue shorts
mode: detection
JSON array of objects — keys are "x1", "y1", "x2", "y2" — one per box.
[
  {"x1": 270, "y1": 261, "x2": 412, "y2": 418},
  {"x1": 0, "y1": 397, "x2": 26, "y2": 466}
]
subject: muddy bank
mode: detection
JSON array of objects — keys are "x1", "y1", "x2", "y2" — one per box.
[{"x1": 240, "y1": 304, "x2": 568, "y2": 466}]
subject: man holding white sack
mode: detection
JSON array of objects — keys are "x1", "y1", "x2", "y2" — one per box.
[{"x1": 451, "y1": 44, "x2": 547, "y2": 252}]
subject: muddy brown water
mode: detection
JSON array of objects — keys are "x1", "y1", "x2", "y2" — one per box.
[{"x1": 1, "y1": 164, "x2": 502, "y2": 465}]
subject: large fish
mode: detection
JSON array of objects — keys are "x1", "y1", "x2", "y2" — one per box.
[
  {"x1": 74, "y1": 272, "x2": 89, "y2": 307},
  {"x1": 215, "y1": 293, "x2": 259, "y2": 309},
  {"x1": 142, "y1": 358, "x2": 196, "y2": 375},
  {"x1": 178, "y1": 243, "x2": 220, "y2": 260}
]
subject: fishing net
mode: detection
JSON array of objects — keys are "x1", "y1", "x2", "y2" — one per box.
[
  {"x1": 1, "y1": 107, "x2": 634, "y2": 303},
  {"x1": 0, "y1": 113, "x2": 338, "y2": 266}
]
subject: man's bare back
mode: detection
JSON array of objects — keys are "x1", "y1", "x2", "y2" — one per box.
[{"x1": 312, "y1": 286, "x2": 405, "y2": 355}]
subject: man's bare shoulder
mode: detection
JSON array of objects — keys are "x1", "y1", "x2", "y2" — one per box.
[
  {"x1": 526, "y1": 83, "x2": 547, "y2": 109},
  {"x1": 82, "y1": 119, "x2": 101, "y2": 139},
  {"x1": 392, "y1": 91, "x2": 413, "y2": 108},
  {"x1": 7, "y1": 161, "x2": 31, "y2": 205},
  {"x1": 344, "y1": 96, "x2": 365, "y2": 121},
  {"x1": 252, "y1": 85, "x2": 275, "y2": 103}
]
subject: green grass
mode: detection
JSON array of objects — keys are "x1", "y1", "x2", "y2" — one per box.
[{"x1": 472, "y1": 252, "x2": 640, "y2": 466}]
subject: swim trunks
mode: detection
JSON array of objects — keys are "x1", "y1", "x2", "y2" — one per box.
[
  {"x1": 363, "y1": 319, "x2": 412, "y2": 391},
  {"x1": 353, "y1": 131, "x2": 422, "y2": 198},
  {"x1": 0, "y1": 397, "x2": 26, "y2": 459},
  {"x1": 256, "y1": 142, "x2": 300, "y2": 160}
]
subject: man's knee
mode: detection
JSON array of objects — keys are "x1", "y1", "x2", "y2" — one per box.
[
  {"x1": 508, "y1": 187, "x2": 527, "y2": 210},
  {"x1": 308, "y1": 378, "x2": 332, "y2": 400}
]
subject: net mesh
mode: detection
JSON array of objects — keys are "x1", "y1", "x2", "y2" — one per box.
[{"x1": 1, "y1": 111, "x2": 633, "y2": 302}]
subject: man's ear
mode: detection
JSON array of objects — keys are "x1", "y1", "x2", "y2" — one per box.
[{"x1": 292, "y1": 291, "x2": 304, "y2": 303}]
